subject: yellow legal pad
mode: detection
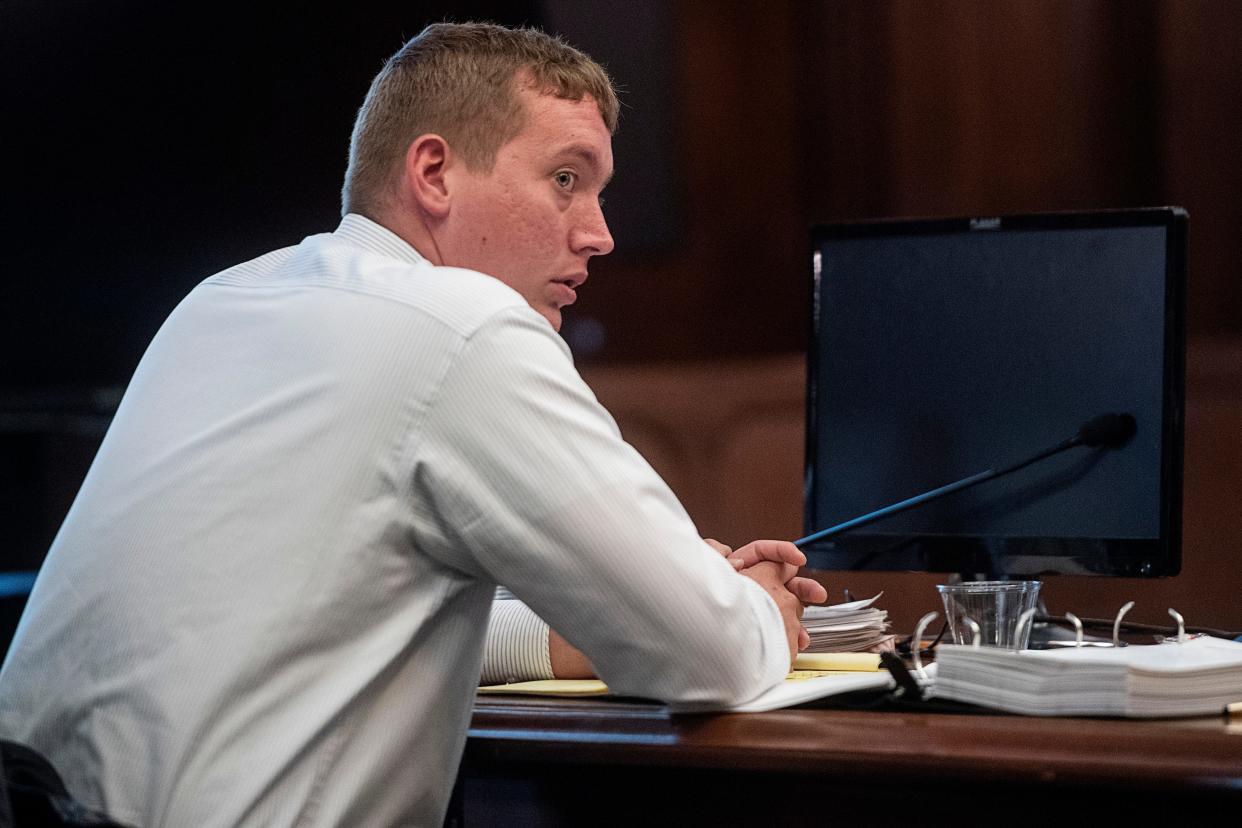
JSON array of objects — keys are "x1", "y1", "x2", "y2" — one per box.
[
  {"x1": 478, "y1": 679, "x2": 611, "y2": 697},
  {"x1": 477, "y1": 652, "x2": 882, "y2": 697},
  {"x1": 791, "y1": 651, "x2": 881, "y2": 672}
]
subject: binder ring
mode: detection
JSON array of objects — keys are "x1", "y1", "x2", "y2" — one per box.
[
  {"x1": 966, "y1": 617, "x2": 981, "y2": 648},
  {"x1": 1168, "y1": 608, "x2": 1187, "y2": 644},
  {"x1": 1064, "y1": 612, "x2": 1084, "y2": 647},
  {"x1": 911, "y1": 611, "x2": 939, "y2": 681},
  {"x1": 1113, "y1": 601, "x2": 1135, "y2": 647}
]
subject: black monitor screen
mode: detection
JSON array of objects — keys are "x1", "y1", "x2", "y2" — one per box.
[{"x1": 804, "y1": 209, "x2": 1185, "y2": 577}]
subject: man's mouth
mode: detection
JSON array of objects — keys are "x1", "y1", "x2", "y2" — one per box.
[{"x1": 552, "y1": 273, "x2": 587, "y2": 305}]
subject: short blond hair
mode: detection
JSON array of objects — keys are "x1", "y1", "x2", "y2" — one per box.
[{"x1": 342, "y1": 22, "x2": 619, "y2": 218}]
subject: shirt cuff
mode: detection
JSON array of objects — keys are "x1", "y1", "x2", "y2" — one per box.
[{"x1": 480, "y1": 597, "x2": 553, "y2": 685}]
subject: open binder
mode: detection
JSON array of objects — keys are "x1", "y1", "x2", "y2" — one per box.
[{"x1": 929, "y1": 605, "x2": 1242, "y2": 717}]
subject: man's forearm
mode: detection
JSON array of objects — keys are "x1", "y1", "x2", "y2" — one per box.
[{"x1": 548, "y1": 628, "x2": 595, "y2": 678}]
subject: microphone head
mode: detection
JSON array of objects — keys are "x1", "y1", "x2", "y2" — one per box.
[{"x1": 1078, "y1": 413, "x2": 1137, "y2": 448}]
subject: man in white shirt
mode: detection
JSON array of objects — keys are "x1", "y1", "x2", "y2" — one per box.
[{"x1": 0, "y1": 22, "x2": 824, "y2": 826}]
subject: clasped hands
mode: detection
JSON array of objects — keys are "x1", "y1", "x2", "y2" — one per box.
[
  {"x1": 548, "y1": 537, "x2": 830, "y2": 678},
  {"x1": 705, "y1": 538, "x2": 828, "y2": 659}
]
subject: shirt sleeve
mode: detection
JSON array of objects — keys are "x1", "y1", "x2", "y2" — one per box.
[
  {"x1": 480, "y1": 593, "x2": 553, "y2": 685},
  {"x1": 410, "y1": 307, "x2": 790, "y2": 709}
]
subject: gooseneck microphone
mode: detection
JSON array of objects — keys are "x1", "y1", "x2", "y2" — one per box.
[{"x1": 794, "y1": 413, "x2": 1137, "y2": 547}]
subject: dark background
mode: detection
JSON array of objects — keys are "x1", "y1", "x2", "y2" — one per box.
[
  {"x1": 4, "y1": 1, "x2": 1240, "y2": 378},
  {"x1": 3, "y1": 1, "x2": 1241, "y2": 629}
]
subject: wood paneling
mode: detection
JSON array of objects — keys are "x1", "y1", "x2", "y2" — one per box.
[
  {"x1": 579, "y1": 0, "x2": 1242, "y2": 365},
  {"x1": 579, "y1": 1, "x2": 1242, "y2": 634}
]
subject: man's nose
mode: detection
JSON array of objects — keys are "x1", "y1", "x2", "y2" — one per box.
[{"x1": 572, "y1": 203, "x2": 614, "y2": 257}]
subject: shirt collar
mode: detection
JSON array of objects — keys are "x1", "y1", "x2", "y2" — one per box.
[{"x1": 334, "y1": 214, "x2": 427, "y2": 267}]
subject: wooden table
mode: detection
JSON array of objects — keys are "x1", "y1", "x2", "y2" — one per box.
[{"x1": 453, "y1": 694, "x2": 1242, "y2": 826}]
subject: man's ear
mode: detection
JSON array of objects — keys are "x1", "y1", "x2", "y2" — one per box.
[{"x1": 402, "y1": 134, "x2": 453, "y2": 219}]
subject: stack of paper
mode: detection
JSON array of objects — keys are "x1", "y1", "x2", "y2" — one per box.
[
  {"x1": 478, "y1": 651, "x2": 924, "y2": 713},
  {"x1": 801, "y1": 594, "x2": 895, "y2": 653},
  {"x1": 932, "y1": 635, "x2": 1242, "y2": 717}
]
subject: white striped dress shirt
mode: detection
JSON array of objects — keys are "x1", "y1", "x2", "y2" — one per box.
[
  {"x1": 482, "y1": 587, "x2": 554, "y2": 684},
  {"x1": 0, "y1": 214, "x2": 789, "y2": 826}
]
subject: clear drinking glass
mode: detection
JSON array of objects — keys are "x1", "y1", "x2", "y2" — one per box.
[{"x1": 935, "y1": 580, "x2": 1042, "y2": 649}]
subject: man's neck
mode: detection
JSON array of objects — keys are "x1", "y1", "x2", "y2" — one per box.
[{"x1": 361, "y1": 207, "x2": 443, "y2": 266}]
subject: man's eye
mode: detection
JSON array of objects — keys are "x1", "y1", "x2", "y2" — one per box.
[{"x1": 554, "y1": 170, "x2": 576, "y2": 189}]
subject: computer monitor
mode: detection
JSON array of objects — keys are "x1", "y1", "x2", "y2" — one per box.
[{"x1": 803, "y1": 208, "x2": 1186, "y2": 577}]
